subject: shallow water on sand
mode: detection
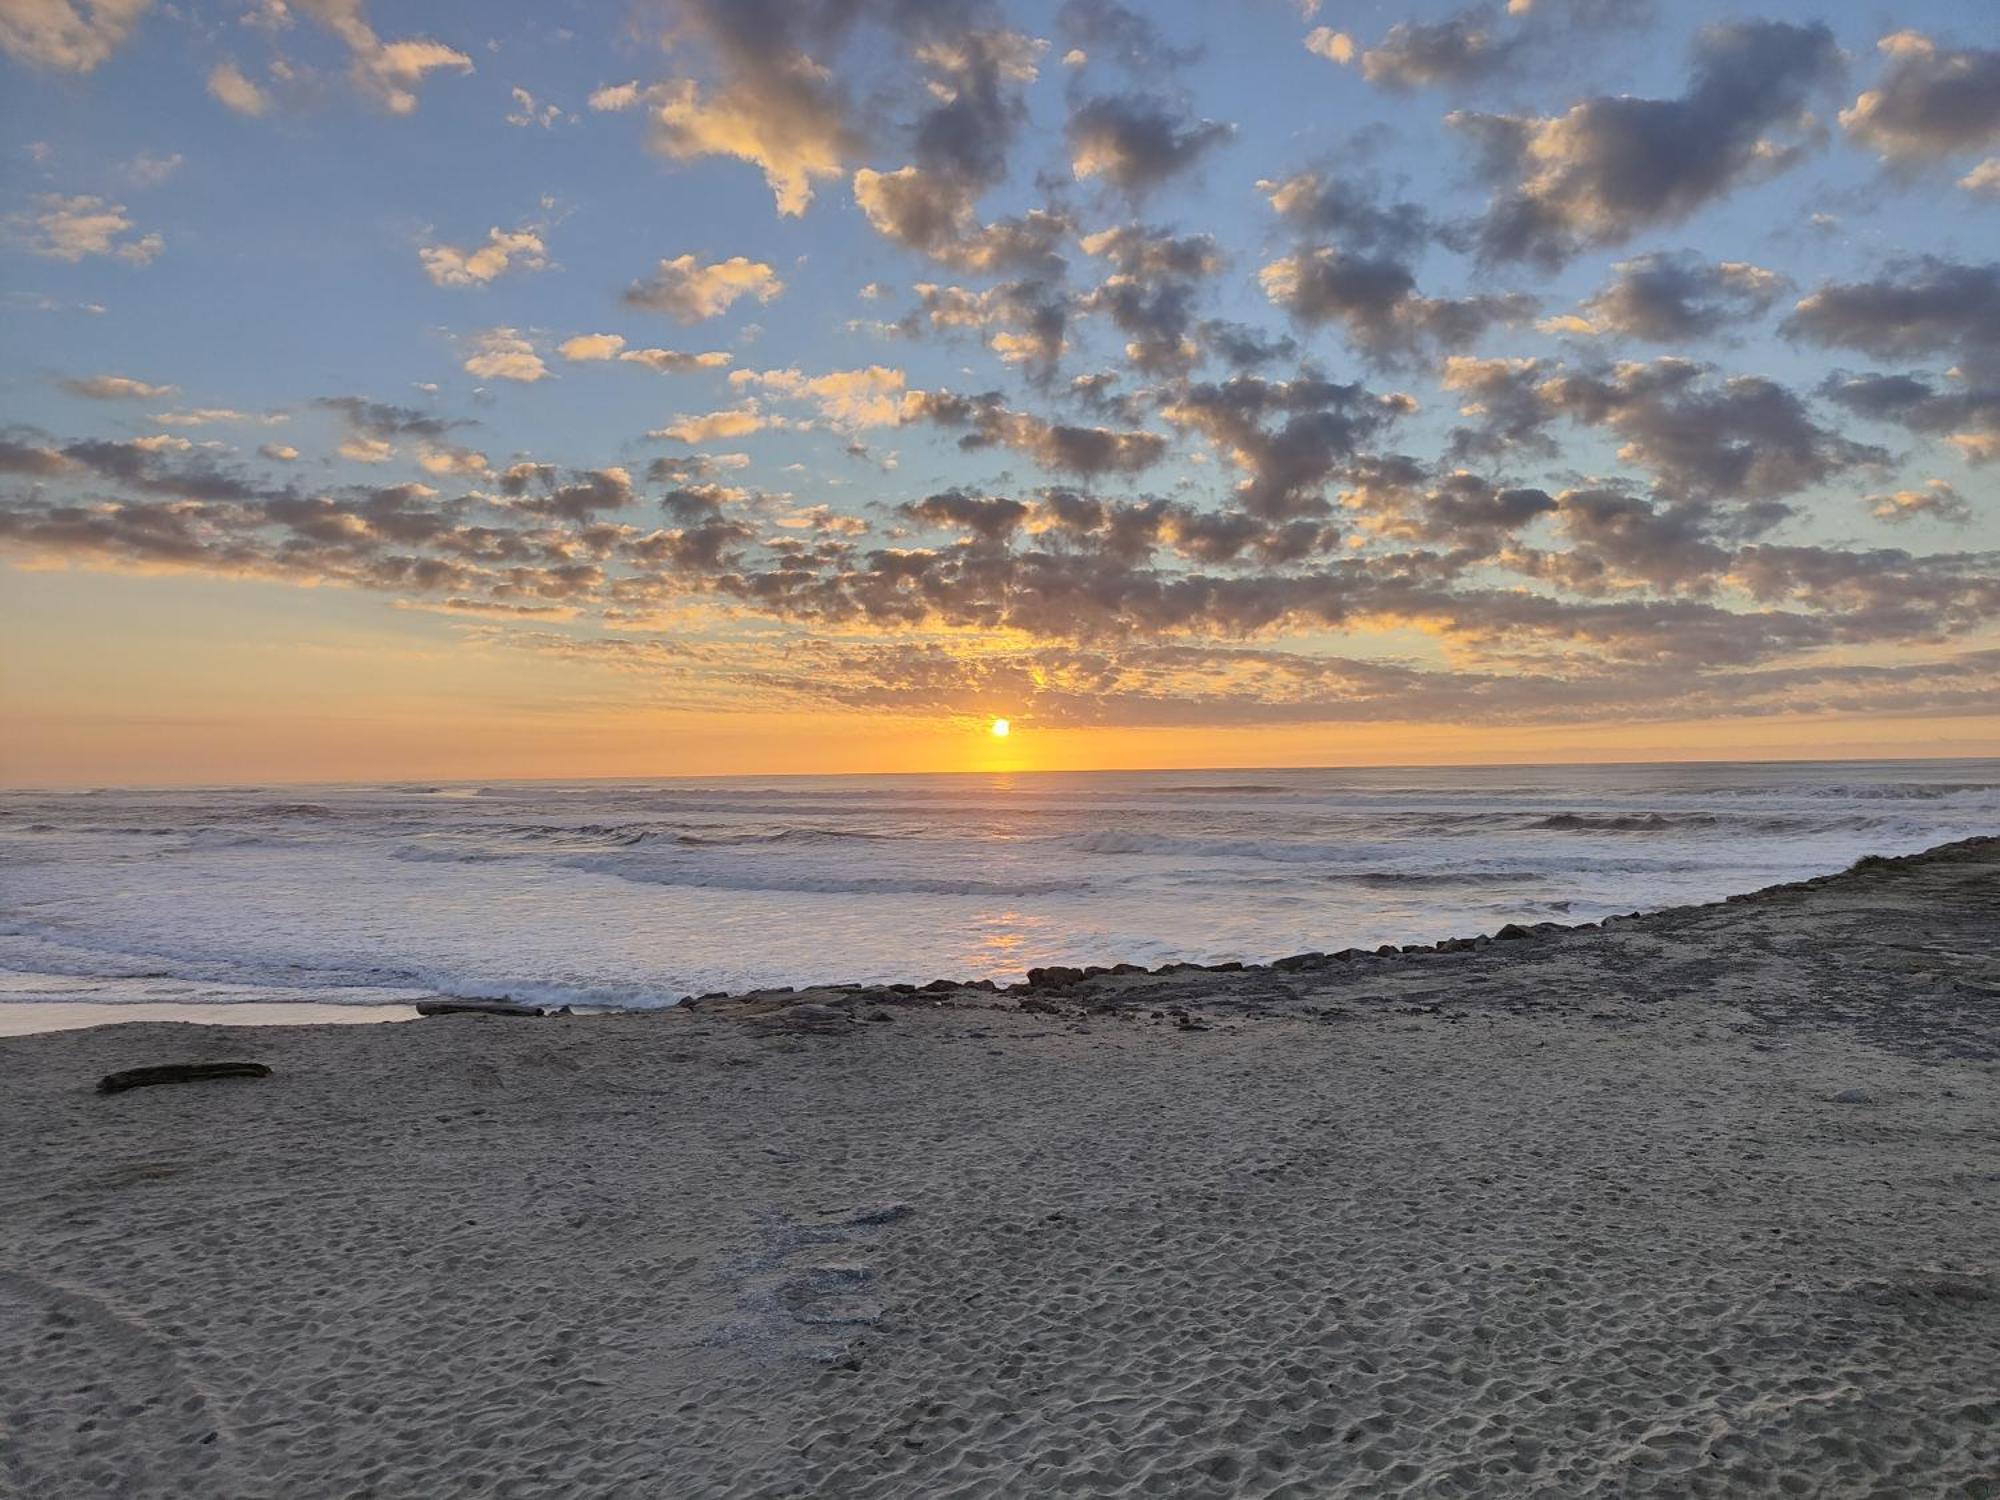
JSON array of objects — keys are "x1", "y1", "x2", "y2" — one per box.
[{"x1": 3, "y1": 759, "x2": 1995, "y2": 1012}]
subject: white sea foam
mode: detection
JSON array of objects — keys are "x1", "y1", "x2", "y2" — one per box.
[{"x1": 2, "y1": 759, "x2": 1994, "y2": 1011}]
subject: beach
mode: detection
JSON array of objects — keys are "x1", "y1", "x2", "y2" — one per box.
[{"x1": 1, "y1": 838, "x2": 1995, "y2": 1497}]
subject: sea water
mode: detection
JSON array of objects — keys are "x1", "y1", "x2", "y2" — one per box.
[{"x1": 2, "y1": 760, "x2": 1994, "y2": 1013}]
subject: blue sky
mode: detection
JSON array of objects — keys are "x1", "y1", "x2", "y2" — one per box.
[{"x1": 2, "y1": 0, "x2": 1997, "y2": 781}]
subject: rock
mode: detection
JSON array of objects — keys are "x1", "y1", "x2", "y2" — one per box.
[
  {"x1": 920, "y1": 978, "x2": 957, "y2": 992},
  {"x1": 1376, "y1": 944, "x2": 1400, "y2": 957},
  {"x1": 1026, "y1": 965, "x2": 1085, "y2": 988},
  {"x1": 1831, "y1": 1088, "x2": 1875, "y2": 1105},
  {"x1": 99, "y1": 1061, "x2": 272, "y2": 1094},
  {"x1": 415, "y1": 1000, "x2": 545, "y2": 1018},
  {"x1": 1332, "y1": 948, "x2": 1365, "y2": 961},
  {"x1": 1272, "y1": 952, "x2": 1325, "y2": 971},
  {"x1": 1209, "y1": 961, "x2": 1244, "y2": 972},
  {"x1": 1493, "y1": 923, "x2": 1536, "y2": 941},
  {"x1": 1110, "y1": 963, "x2": 1147, "y2": 975}
]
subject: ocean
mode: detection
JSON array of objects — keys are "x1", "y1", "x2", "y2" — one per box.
[{"x1": 2, "y1": 759, "x2": 1995, "y2": 1015}]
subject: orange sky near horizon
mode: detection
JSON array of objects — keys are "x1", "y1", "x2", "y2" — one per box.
[{"x1": 5, "y1": 569, "x2": 1995, "y2": 787}]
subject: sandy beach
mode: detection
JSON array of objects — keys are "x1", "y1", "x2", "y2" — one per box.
[{"x1": 2, "y1": 839, "x2": 1995, "y2": 1498}]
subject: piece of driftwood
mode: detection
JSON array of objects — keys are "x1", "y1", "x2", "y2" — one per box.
[
  {"x1": 415, "y1": 1000, "x2": 546, "y2": 1018},
  {"x1": 98, "y1": 1062, "x2": 273, "y2": 1094}
]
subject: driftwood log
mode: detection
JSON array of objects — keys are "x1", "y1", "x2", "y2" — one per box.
[
  {"x1": 98, "y1": 1062, "x2": 273, "y2": 1094},
  {"x1": 415, "y1": 1000, "x2": 546, "y2": 1018}
]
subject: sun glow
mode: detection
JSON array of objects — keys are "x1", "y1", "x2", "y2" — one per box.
[{"x1": 989, "y1": 717, "x2": 1011, "y2": 738}]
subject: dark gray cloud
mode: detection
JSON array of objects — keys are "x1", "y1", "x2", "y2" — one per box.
[
  {"x1": 1258, "y1": 170, "x2": 1448, "y2": 261},
  {"x1": 1823, "y1": 371, "x2": 2000, "y2": 467},
  {"x1": 1066, "y1": 93, "x2": 1234, "y2": 197},
  {"x1": 1568, "y1": 252, "x2": 1789, "y2": 342},
  {"x1": 903, "y1": 389, "x2": 1169, "y2": 474},
  {"x1": 1537, "y1": 358, "x2": 1890, "y2": 502},
  {"x1": 314, "y1": 396, "x2": 462, "y2": 439},
  {"x1": 1351, "y1": 11, "x2": 1517, "y2": 93},
  {"x1": 1783, "y1": 259, "x2": 2000, "y2": 369},
  {"x1": 1841, "y1": 33, "x2": 2000, "y2": 166},
  {"x1": 1076, "y1": 225, "x2": 1222, "y2": 375},
  {"x1": 1260, "y1": 247, "x2": 1535, "y2": 366},
  {"x1": 1451, "y1": 21, "x2": 1842, "y2": 267},
  {"x1": 1055, "y1": 0, "x2": 1200, "y2": 74},
  {"x1": 1162, "y1": 375, "x2": 1416, "y2": 520}
]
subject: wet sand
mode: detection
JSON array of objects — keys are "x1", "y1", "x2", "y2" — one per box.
[{"x1": 1, "y1": 838, "x2": 1995, "y2": 1497}]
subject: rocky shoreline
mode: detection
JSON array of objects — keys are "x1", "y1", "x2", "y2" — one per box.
[{"x1": 680, "y1": 834, "x2": 2000, "y2": 1060}]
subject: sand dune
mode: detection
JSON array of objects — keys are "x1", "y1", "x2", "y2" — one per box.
[{"x1": 2, "y1": 840, "x2": 1996, "y2": 1497}]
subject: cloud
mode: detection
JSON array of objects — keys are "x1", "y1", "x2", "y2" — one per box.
[
  {"x1": 506, "y1": 86, "x2": 563, "y2": 129},
  {"x1": 207, "y1": 60, "x2": 271, "y2": 115},
  {"x1": 1450, "y1": 21, "x2": 1841, "y2": 266},
  {"x1": 1258, "y1": 170, "x2": 1442, "y2": 260},
  {"x1": 10, "y1": 193, "x2": 161, "y2": 262},
  {"x1": 1557, "y1": 252, "x2": 1789, "y2": 341},
  {"x1": 1537, "y1": 358, "x2": 1890, "y2": 501},
  {"x1": 150, "y1": 407, "x2": 287, "y2": 427},
  {"x1": 339, "y1": 435, "x2": 395, "y2": 463},
  {"x1": 1964, "y1": 159, "x2": 2000, "y2": 197},
  {"x1": 291, "y1": 0, "x2": 472, "y2": 115},
  {"x1": 1160, "y1": 375, "x2": 1415, "y2": 519},
  {"x1": 1783, "y1": 258, "x2": 2000, "y2": 367},
  {"x1": 1260, "y1": 247, "x2": 1534, "y2": 365},
  {"x1": 1865, "y1": 480, "x2": 1971, "y2": 525},
  {"x1": 1335, "y1": 12, "x2": 1514, "y2": 92},
  {"x1": 419, "y1": 226, "x2": 550, "y2": 287},
  {"x1": 1076, "y1": 224, "x2": 1221, "y2": 374},
  {"x1": 558, "y1": 332, "x2": 730, "y2": 374},
  {"x1": 417, "y1": 443, "x2": 489, "y2": 477},
  {"x1": 908, "y1": 279, "x2": 1072, "y2": 376},
  {"x1": 590, "y1": 0, "x2": 871, "y2": 216},
  {"x1": 260, "y1": 443, "x2": 300, "y2": 461},
  {"x1": 850, "y1": 167, "x2": 1067, "y2": 274},
  {"x1": 314, "y1": 395, "x2": 461, "y2": 439},
  {"x1": 1056, "y1": 1, "x2": 1199, "y2": 75},
  {"x1": 1841, "y1": 33, "x2": 2000, "y2": 166},
  {"x1": 735, "y1": 365, "x2": 907, "y2": 427},
  {"x1": 0, "y1": 0, "x2": 149, "y2": 73},
  {"x1": 903, "y1": 389, "x2": 1169, "y2": 475},
  {"x1": 460, "y1": 328, "x2": 548, "y2": 383},
  {"x1": 123, "y1": 151, "x2": 182, "y2": 186},
  {"x1": 621, "y1": 253, "x2": 783, "y2": 321},
  {"x1": 1823, "y1": 371, "x2": 2000, "y2": 467},
  {"x1": 1303, "y1": 28, "x2": 1354, "y2": 65},
  {"x1": 1067, "y1": 93, "x2": 1234, "y2": 196},
  {"x1": 59, "y1": 373, "x2": 175, "y2": 399},
  {"x1": 651, "y1": 404, "x2": 771, "y2": 444}
]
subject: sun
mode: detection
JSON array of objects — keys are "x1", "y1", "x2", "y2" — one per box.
[{"x1": 989, "y1": 717, "x2": 1011, "y2": 738}]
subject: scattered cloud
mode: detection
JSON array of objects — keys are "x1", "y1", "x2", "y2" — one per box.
[
  {"x1": 1866, "y1": 480, "x2": 1971, "y2": 525},
  {"x1": 1841, "y1": 33, "x2": 2000, "y2": 166},
  {"x1": 291, "y1": 0, "x2": 472, "y2": 115},
  {"x1": 207, "y1": 59, "x2": 271, "y2": 115},
  {"x1": 460, "y1": 327, "x2": 549, "y2": 383},
  {"x1": 0, "y1": 0, "x2": 150, "y2": 73},
  {"x1": 419, "y1": 225, "x2": 550, "y2": 288},
  {"x1": 10, "y1": 193, "x2": 161, "y2": 263},
  {"x1": 621, "y1": 254, "x2": 783, "y2": 321},
  {"x1": 59, "y1": 373, "x2": 175, "y2": 399},
  {"x1": 1450, "y1": 21, "x2": 1841, "y2": 267}
]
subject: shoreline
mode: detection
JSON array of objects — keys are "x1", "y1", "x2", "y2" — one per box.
[
  {"x1": 2, "y1": 834, "x2": 1996, "y2": 1494},
  {"x1": 6, "y1": 835, "x2": 1991, "y2": 1036}
]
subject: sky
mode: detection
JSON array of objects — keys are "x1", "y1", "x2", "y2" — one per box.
[{"x1": 1, "y1": 0, "x2": 1997, "y2": 786}]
